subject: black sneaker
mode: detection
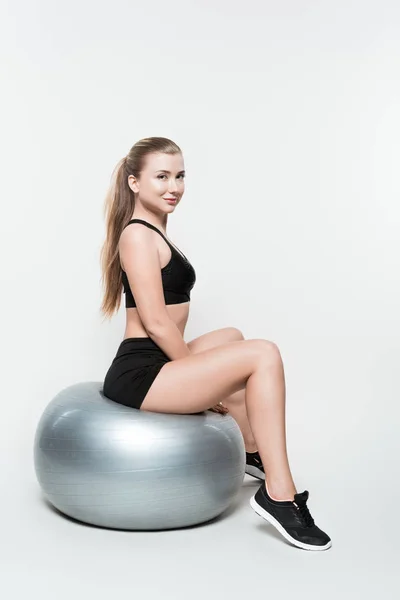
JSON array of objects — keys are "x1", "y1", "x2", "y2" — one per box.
[
  {"x1": 250, "y1": 483, "x2": 332, "y2": 551},
  {"x1": 245, "y1": 450, "x2": 265, "y2": 480}
]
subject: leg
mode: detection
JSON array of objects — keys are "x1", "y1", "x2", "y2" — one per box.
[
  {"x1": 188, "y1": 328, "x2": 295, "y2": 498},
  {"x1": 141, "y1": 337, "x2": 297, "y2": 500},
  {"x1": 223, "y1": 390, "x2": 258, "y2": 452},
  {"x1": 141, "y1": 336, "x2": 332, "y2": 551},
  {"x1": 187, "y1": 327, "x2": 257, "y2": 451},
  {"x1": 245, "y1": 343, "x2": 297, "y2": 500}
]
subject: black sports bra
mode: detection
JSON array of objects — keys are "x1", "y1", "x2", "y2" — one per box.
[{"x1": 121, "y1": 219, "x2": 196, "y2": 308}]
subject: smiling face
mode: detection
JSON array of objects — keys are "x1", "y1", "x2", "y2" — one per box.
[{"x1": 128, "y1": 152, "x2": 185, "y2": 215}]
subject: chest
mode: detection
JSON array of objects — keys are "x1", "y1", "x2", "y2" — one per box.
[{"x1": 157, "y1": 236, "x2": 188, "y2": 268}]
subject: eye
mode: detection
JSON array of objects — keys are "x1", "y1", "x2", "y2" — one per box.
[{"x1": 157, "y1": 174, "x2": 185, "y2": 180}]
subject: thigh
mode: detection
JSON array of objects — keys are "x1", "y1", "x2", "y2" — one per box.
[
  {"x1": 140, "y1": 338, "x2": 272, "y2": 414},
  {"x1": 187, "y1": 326, "x2": 244, "y2": 354}
]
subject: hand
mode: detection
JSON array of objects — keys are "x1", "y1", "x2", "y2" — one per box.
[{"x1": 208, "y1": 402, "x2": 229, "y2": 416}]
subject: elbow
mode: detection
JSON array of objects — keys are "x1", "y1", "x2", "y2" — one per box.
[{"x1": 145, "y1": 317, "x2": 172, "y2": 335}]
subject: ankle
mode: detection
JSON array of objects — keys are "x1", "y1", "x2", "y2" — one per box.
[
  {"x1": 245, "y1": 443, "x2": 258, "y2": 453},
  {"x1": 265, "y1": 480, "x2": 297, "y2": 502}
]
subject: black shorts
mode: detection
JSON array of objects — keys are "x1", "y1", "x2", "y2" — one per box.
[{"x1": 102, "y1": 337, "x2": 171, "y2": 409}]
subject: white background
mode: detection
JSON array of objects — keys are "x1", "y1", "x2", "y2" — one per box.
[{"x1": 1, "y1": 0, "x2": 399, "y2": 597}]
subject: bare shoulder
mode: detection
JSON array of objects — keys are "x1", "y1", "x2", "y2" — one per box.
[{"x1": 119, "y1": 222, "x2": 159, "y2": 271}]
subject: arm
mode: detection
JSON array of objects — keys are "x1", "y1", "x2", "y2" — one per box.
[
  {"x1": 146, "y1": 320, "x2": 191, "y2": 361},
  {"x1": 119, "y1": 224, "x2": 191, "y2": 361}
]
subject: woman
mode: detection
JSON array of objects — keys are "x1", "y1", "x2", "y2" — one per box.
[{"x1": 100, "y1": 136, "x2": 332, "y2": 551}]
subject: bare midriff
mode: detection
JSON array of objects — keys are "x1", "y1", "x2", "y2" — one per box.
[{"x1": 123, "y1": 302, "x2": 190, "y2": 340}]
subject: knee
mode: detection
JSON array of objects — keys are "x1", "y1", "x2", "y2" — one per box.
[
  {"x1": 249, "y1": 339, "x2": 282, "y2": 367},
  {"x1": 226, "y1": 327, "x2": 245, "y2": 342}
]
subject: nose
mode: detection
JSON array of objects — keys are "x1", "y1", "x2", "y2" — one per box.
[{"x1": 168, "y1": 179, "x2": 179, "y2": 193}]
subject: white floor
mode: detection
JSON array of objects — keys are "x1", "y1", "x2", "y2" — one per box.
[{"x1": 2, "y1": 453, "x2": 398, "y2": 600}]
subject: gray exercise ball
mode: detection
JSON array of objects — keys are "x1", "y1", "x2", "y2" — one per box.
[{"x1": 33, "y1": 382, "x2": 245, "y2": 530}]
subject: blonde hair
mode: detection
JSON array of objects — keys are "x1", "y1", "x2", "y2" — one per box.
[{"x1": 99, "y1": 136, "x2": 182, "y2": 320}]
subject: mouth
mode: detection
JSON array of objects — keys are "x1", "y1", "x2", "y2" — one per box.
[{"x1": 164, "y1": 198, "x2": 177, "y2": 204}]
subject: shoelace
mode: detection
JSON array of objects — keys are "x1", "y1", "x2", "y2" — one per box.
[
  {"x1": 247, "y1": 452, "x2": 265, "y2": 471},
  {"x1": 254, "y1": 458, "x2": 264, "y2": 472},
  {"x1": 294, "y1": 501, "x2": 315, "y2": 527}
]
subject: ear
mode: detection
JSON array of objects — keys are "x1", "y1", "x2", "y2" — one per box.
[{"x1": 128, "y1": 174, "x2": 139, "y2": 194}]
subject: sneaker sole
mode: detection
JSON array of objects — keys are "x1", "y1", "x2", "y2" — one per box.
[
  {"x1": 250, "y1": 495, "x2": 332, "y2": 551},
  {"x1": 245, "y1": 465, "x2": 265, "y2": 480}
]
